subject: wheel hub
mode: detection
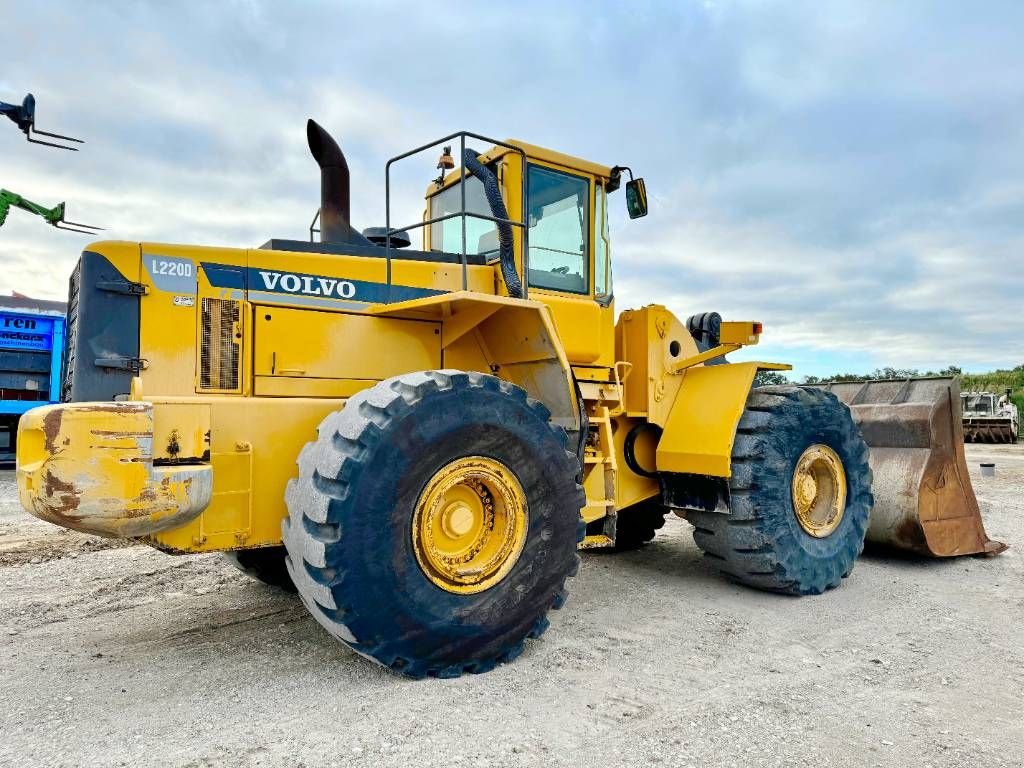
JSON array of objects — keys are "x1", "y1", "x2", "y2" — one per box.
[
  {"x1": 412, "y1": 456, "x2": 528, "y2": 594},
  {"x1": 795, "y1": 474, "x2": 819, "y2": 510},
  {"x1": 441, "y1": 501, "x2": 476, "y2": 538},
  {"x1": 791, "y1": 444, "x2": 847, "y2": 538}
]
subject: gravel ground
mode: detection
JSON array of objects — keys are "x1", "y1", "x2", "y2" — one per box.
[{"x1": 1, "y1": 444, "x2": 1022, "y2": 767}]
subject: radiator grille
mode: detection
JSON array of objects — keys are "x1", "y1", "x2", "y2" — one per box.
[
  {"x1": 61, "y1": 260, "x2": 82, "y2": 402},
  {"x1": 200, "y1": 298, "x2": 240, "y2": 390}
]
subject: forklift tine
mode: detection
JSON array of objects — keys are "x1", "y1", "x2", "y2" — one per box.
[
  {"x1": 61, "y1": 220, "x2": 104, "y2": 231},
  {"x1": 32, "y1": 128, "x2": 84, "y2": 144},
  {"x1": 54, "y1": 221, "x2": 104, "y2": 234},
  {"x1": 27, "y1": 134, "x2": 79, "y2": 151}
]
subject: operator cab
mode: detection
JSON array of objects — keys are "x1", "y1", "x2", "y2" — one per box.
[
  {"x1": 273, "y1": 125, "x2": 647, "y2": 369},
  {"x1": 420, "y1": 138, "x2": 646, "y2": 368}
]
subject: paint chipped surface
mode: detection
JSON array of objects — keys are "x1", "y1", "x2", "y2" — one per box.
[{"x1": 16, "y1": 402, "x2": 212, "y2": 538}]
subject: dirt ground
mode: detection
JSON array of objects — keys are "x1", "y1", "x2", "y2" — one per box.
[{"x1": 1, "y1": 445, "x2": 1022, "y2": 768}]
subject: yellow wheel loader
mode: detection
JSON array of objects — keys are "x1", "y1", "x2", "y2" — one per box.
[{"x1": 15, "y1": 121, "x2": 1003, "y2": 677}]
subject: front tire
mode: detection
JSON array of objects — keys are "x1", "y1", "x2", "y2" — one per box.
[
  {"x1": 687, "y1": 386, "x2": 872, "y2": 595},
  {"x1": 282, "y1": 370, "x2": 585, "y2": 678}
]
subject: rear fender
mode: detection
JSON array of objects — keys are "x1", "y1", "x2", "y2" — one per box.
[{"x1": 371, "y1": 292, "x2": 579, "y2": 435}]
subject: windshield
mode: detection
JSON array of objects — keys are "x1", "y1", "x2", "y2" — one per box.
[
  {"x1": 429, "y1": 176, "x2": 499, "y2": 257},
  {"x1": 526, "y1": 164, "x2": 589, "y2": 294},
  {"x1": 963, "y1": 394, "x2": 995, "y2": 414}
]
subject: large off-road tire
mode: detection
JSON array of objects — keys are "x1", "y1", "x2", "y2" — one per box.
[
  {"x1": 612, "y1": 500, "x2": 668, "y2": 551},
  {"x1": 687, "y1": 386, "x2": 872, "y2": 595},
  {"x1": 282, "y1": 370, "x2": 585, "y2": 678},
  {"x1": 222, "y1": 547, "x2": 296, "y2": 592}
]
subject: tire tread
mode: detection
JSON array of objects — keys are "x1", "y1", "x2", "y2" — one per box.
[
  {"x1": 688, "y1": 385, "x2": 873, "y2": 595},
  {"x1": 283, "y1": 370, "x2": 584, "y2": 678}
]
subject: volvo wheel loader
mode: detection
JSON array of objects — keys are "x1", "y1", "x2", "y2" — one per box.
[{"x1": 15, "y1": 120, "x2": 1003, "y2": 678}]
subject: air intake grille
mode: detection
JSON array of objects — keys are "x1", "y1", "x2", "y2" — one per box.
[
  {"x1": 61, "y1": 260, "x2": 82, "y2": 402},
  {"x1": 200, "y1": 298, "x2": 240, "y2": 391}
]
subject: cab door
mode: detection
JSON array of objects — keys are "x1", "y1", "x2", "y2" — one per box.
[{"x1": 524, "y1": 162, "x2": 614, "y2": 367}]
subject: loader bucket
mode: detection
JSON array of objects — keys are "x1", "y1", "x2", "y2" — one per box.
[{"x1": 814, "y1": 378, "x2": 1006, "y2": 557}]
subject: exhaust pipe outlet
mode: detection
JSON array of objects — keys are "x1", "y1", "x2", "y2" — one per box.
[{"x1": 307, "y1": 119, "x2": 368, "y2": 245}]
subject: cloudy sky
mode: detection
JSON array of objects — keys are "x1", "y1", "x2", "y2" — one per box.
[{"x1": 2, "y1": 1, "x2": 1023, "y2": 379}]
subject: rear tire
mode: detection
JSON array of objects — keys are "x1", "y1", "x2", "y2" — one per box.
[
  {"x1": 222, "y1": 547, "x2": 296, "y2": 592},
  {"x1": 687, "y1": 386, "x2": 872, "y2": 595},
  {"x1": 612, "y1": 500, "x2": 668, "y2": 551},
  {"x1": 282, "y1": 370, "x2": 585, "y2": 678}
]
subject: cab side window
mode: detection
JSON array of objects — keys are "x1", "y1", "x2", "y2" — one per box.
[
  {"x1": 594, "y1": 184, "x2": 612, "y2": 299},
  {"x1": 527, "y1": 165, "x2": 589, "y2": 294},
  {"x1": 429, "y1": 175, "x2": 498, "y2": 257}
]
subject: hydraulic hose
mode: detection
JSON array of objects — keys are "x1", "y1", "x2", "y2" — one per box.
[
  {"x1": 462, "y1": 148, "x2": 523, "y2": 298},
  {"x1": 623, "y1": 422, "x2": 662, "y2": 478}
]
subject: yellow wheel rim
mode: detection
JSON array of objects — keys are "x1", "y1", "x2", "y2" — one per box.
[
  {"x1": 791, "y1": 444, "x2": 847, "y2": 538},
  {"x1": 412, "y1": 456, "x2": 528, "y2": 594}
]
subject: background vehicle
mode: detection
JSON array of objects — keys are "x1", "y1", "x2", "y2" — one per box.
[
  {"x1": 962, "y1": 390, "x2": 1019, "y2": 443},
  {"x1": 0, "y1": 294, "x2": 65, "y2": 463}
]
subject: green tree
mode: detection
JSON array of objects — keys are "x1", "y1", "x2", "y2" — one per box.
[{"x1": 754, "y1": 370, "x2": 789, "y2": 387}]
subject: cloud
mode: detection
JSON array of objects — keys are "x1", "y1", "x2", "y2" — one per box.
[{"x1": 1, "y1": 0, "x2": 1023, "y2": 378}]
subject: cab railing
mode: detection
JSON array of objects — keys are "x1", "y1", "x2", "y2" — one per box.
[{"x1": 384, "y1": 132, "x2": 530, "y2": 303}]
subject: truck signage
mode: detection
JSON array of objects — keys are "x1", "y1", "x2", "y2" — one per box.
[{"x1": 0, "y1": 312, "x2": 56, "y2": 352}]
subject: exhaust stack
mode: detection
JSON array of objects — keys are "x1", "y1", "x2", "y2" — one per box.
[{"x1": 307, "y1": 118, "x2": 365, "y2": 245}]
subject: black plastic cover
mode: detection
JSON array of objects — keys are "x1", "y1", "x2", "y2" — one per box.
[{"x1": 63, "y1": 251, "x2": 141, "y2": 402}]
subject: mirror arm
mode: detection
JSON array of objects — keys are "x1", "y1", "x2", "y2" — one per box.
[
  {"x1": 607, "y1": 165, "x2": 633, "y2": 193},
  {"x1": 610, "y1": 165, "x2": 634, "y2": 181}
]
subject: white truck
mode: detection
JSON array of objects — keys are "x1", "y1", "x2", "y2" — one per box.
[{"x1": 961, "y1": 390, "x2": 1019, "y2": 443}]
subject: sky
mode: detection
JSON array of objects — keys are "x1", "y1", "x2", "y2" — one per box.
[{"x1": 2, "y1": 0, "x2": 1023, "y2": 379}]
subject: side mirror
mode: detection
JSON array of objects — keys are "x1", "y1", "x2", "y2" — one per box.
[{"x1": 625, "y1": 177, "x2": 648, "y2": 219}]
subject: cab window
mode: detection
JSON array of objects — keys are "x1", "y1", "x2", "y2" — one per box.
[
  {"x1": 429, "y1": 176, "x2": 499, "y2": 257},
  {"x1": 594, "y1": 184, "x2": 612, "y2": 298},
  {"x1": 527, "y1": 165, "x2": 589, "y2": 294}
]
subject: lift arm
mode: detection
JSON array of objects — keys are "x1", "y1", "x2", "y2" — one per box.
[{"x1": 0, "y1": 189, "x2": 102, "y2": 234}]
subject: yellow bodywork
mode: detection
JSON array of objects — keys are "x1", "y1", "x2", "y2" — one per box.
[
  {"x1": 17, "y1": 137, "x2": 790, "y2": 553},
  {"x1": 657, "y1": 362, "x2": 771, "y2": 477},
  {"x1": 17, "y1": 401, "x2": 211, "y2": 537}
]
